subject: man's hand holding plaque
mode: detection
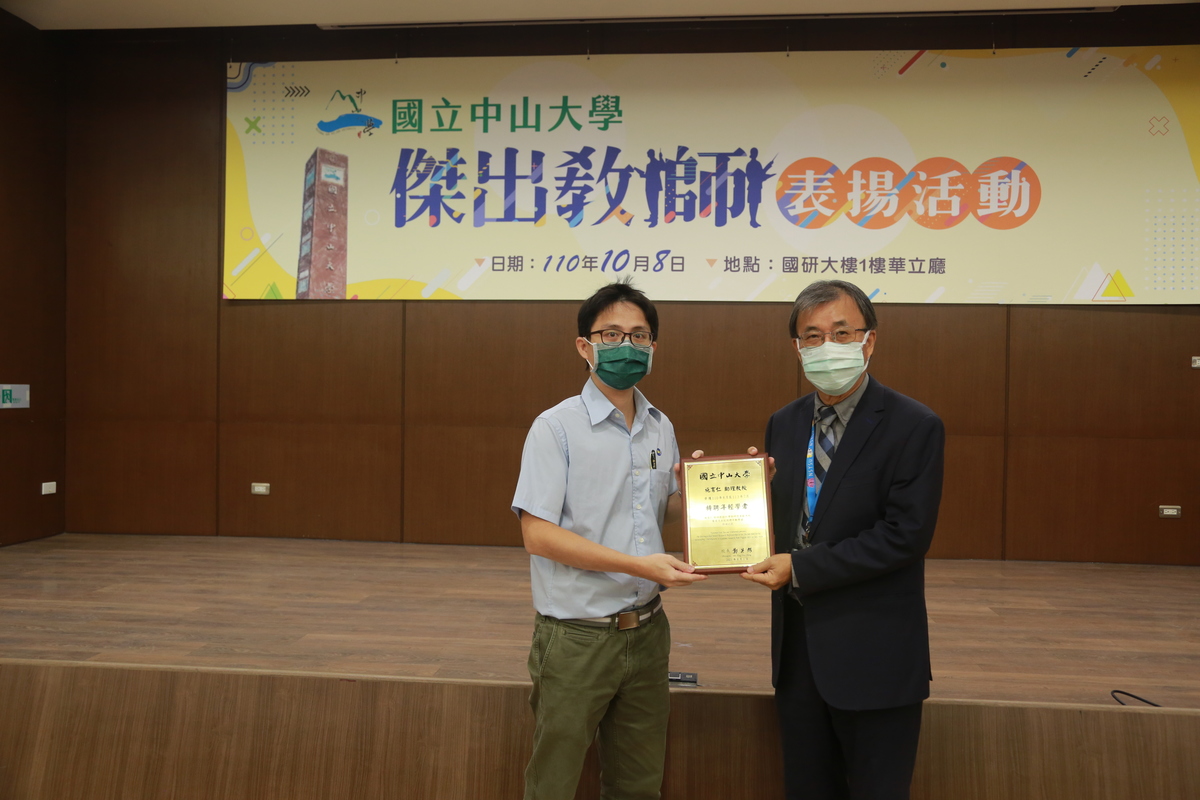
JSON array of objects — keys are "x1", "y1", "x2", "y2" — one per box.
[{"x1": 678, "y1": 449, "x2": 775, "y2": 574}]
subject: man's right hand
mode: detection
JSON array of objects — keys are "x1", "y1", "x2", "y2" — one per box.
[{"x1": 636, "y1": 553, "x2": 707, "y2": 587}]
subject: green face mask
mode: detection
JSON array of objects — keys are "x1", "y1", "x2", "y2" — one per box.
[{"x1": 590, "y1": 342, "x2": 653, "y2": 391}]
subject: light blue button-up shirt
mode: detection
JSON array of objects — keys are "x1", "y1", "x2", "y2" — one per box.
[{"x1": 512, "y1": 379, "x2": 680, "y2": 619}]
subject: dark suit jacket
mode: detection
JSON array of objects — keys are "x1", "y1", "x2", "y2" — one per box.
[{"x1": 765, "y1": 376, "x2": 945, "y2": 711}]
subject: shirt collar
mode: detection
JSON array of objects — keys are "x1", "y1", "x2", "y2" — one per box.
[
  {"x1": 817, "y1": 373, "x2": 871, "y2": 426},
  {"x1": 581, "y1": 378, "x2": 661, "y2": 427}
]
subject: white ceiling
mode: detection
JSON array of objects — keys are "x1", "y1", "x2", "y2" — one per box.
[{"x1": 1, "y1": 0, "x2": 1191, "y2": 32}]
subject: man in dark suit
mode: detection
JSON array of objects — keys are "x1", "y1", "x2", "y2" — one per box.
[{"x1": 743, "y1": 279, "x2": 945, "y2": 800}]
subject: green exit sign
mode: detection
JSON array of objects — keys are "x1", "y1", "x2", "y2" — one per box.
[{"x1": 1, "y1": 385, "x2": 30, "y2": 409}]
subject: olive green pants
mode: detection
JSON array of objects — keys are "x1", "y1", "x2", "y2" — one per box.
[{"x1": 524, "y1": 609, "x2": 671, "y2": 800}]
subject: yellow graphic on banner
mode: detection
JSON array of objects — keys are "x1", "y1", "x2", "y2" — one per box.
[
  {"x1": 947, "y1": 45, "x2": 1200, "y2": 185},
  {"x1": 222, "y1": 119, "x2": 460, "y2": 301},
  {"x1": 223, "y1": 119, "x2": 292, "y2": 300},
  {"x1": 1098, "y1": 270, "x2": 1135, "y2": 301}
]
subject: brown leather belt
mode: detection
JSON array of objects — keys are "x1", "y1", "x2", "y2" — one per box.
[{"x1": 567, "y1": 595, "x2": 663, "y2": 630}]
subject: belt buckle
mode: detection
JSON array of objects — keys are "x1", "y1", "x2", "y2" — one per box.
[{"x1": 617, "y1": 609, "x2": 640, "y2": 630}]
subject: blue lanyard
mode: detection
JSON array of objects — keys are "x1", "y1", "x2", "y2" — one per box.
[{"x1": 804, "y1": 424, "x2": 819, "y2": 529}]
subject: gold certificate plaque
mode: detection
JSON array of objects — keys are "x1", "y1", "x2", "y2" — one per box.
[{"x1": 680, "y1": 454, "x2": 774, "y2": 574}]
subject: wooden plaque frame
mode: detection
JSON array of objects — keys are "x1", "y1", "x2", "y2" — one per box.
[{"x1": 679, "y1": 453, "x2": 774, "y2": 575}]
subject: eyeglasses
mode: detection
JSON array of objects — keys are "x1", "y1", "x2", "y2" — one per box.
[
  {"x1": 590, "y1": 329, "x2": 654, "y2": 347},
  {"x1": 795, "y1": 328, "x2": 869, "y2": 348}
]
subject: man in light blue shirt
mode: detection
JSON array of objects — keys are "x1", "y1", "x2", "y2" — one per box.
[{"x1": 512, "y1": 279, "x2": 705, "y2": 800}]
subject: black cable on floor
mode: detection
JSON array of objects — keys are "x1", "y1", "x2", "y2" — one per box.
[{"x1": 1111, "y1": 690, "x2": 1161, "y2": 707}]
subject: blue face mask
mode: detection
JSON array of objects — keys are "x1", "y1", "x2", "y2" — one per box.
[{"x1": 589, "y1": 342, "x2": 653, "y2": 391}]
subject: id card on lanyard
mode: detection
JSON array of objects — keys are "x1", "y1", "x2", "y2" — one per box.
[{"x1": 801, "y1": 424, "x2": 818, "y2": 549}]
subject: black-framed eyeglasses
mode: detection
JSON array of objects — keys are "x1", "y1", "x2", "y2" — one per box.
[
  {"x1": 796, "y1": 328, "x2": 869, "y2": 348},
  {"x1": 590, "y1": 329, "x2": 654, "y2": 347}
]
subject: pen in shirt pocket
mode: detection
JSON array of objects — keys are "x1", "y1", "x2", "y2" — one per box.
[{"x1": 650, "y1": 450, "x2": 657, "y2": 470}]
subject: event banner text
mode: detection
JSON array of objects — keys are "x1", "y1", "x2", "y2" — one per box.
[{"x1": 224, "y1": 48, "x2": 1200, "y2": 303}]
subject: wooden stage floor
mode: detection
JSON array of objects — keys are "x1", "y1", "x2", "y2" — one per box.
[{"x1": 1, "y1": 533, "x2": 1198, "y2": 710}]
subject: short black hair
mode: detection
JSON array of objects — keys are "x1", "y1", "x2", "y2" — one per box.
[
  {"x1": 787, "y1": 280, "x2": 877, "y2": 338},
  {"x1": 577, "y1": 278, "x2": 659, "y2": 341}
]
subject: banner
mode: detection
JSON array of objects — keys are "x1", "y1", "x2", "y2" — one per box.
[{"x1": 224, "y1": 47, "x2": 1200, "y2": 303}]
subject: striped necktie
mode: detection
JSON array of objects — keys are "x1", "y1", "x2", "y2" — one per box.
[
  {"x1": 798, "y1": 404, "x2": 841, "y2": 549},
  {"x1": 813, "y1": 405, "x2": 839, "y2": 496}
]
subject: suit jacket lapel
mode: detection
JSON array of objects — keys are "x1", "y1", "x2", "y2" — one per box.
[{"x1": 812, "y1": 378, "x2": 885, "y2": 538}]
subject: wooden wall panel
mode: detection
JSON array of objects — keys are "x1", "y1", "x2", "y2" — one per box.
[
  {"x1": 869, "y1": 305, "x2": 1008, "y2": 437},
  {"x1": 219, "y1": 423, "x2": 403, "y2": 541},
  {"x1": 1005, "y1": 436, "x2": 1200, "y2": 565},
  {"x1": 1009, "y1": 306, "x2": 1200, "y2": 439},
  {"x1": 66, "y1": 421, "x2": 218, "y2": 536},
  {"x1": 2, "y1": 662, "x2": 1197, "y2": 800},
  {"x1": 916, "y1": 701, "x2": 1200, "y2": 800},
  {"x1": 662, "y1": 692, "x2": 783, "y2": 798},
  {"x1": 404, "y1": 302, "x2": 582, "y2": 545},
  {"x1": 0, "y1": 11, "x2": 65, "y2": 546},
  {"x1": 0, "y1": 423, "x2": 66, "y2": 547},
  {"x1": 929, "y1": 435, "x2": 1005, "y2": 560},
  {"x1": 65, "y1": 37, "x2": 223, "y2": 422},
  {"x1": 404, "y1": 424, "x2": 527, "y2": 546},
  {"x1": 0, "y1": 16, "x2": 65, "y2": 423},
  {"x1": 220, "y1": 302, "x2": 405, "y2": 425},
  {"x1": 218, "y1": 302, "x2": 405, "y2": 540},
  {"x1": 0, "y1": 664, "x2": 533, "y2": 800},
  {"x1": 405, "y1": 301, "x2": 583, "y2": 428},
  {"x1": 64, "y1": 33, "x2": 224, "y2": 535},
  {"x1": 650, "y1": 302, "x2": 800, "y2": 436},
  {"x1": 1007, "y1": 306, "x2": 1200, "y2": 565}
]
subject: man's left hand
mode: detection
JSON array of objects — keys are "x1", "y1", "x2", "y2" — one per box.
[{"x1": 741, "y1": 553, "x2": 793, "y2": 591}]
